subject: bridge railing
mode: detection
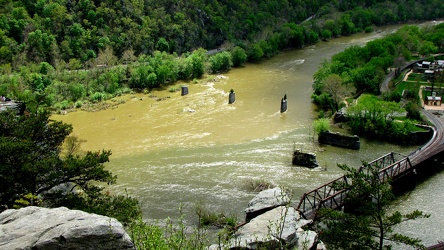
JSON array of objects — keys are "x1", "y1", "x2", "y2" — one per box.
[
  {"x1": 378, "y1": 156, "x2": 412, "y2": 182},
  {"x1": 358, "y1": 152, "x2": 407, "y2": 176},
  {"x1": 297, "y1": 152, "x2": 412, "y2": 219},
  {"x1": 296, "y1": 175, "x2": 348, "y2": 218}
]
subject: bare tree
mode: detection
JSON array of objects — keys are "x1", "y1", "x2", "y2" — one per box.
[{"x1": 323, "y1": 74, "x2": 354, "y2": 112}]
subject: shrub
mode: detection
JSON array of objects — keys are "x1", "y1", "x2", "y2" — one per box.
[
  {"x1": 231, "y1": 47, "x2": 247, "y2": 67},
  {"x1": 75, "y1": 100, "x2": 83, "y2": 108},
  {"x1": 313, "y1": 118, "x2": 331, "y2": 135},
  {"x1": 195, "y1": 202, "x2": 237, "y2": 228},
  {"x1": 91, "y1": 92, "x2": 107, "y2": 102},
  {"x1": 244, "y1": 178, "x2": 275, "y2": 192}
]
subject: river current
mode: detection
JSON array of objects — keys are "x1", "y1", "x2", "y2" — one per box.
[{"x1": 53, "y1": 21, "x2": 444, "y2": 247}]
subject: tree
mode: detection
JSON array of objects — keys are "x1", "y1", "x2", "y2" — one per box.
[
  {"x1": 419, "y1": 41, "x2": 438, "y2": 57},
  {"x1": 313, "y1": 118, "x2": 330, "y2": 135},
  {"x1": 231, "y1": 46, "x2": 247, "y2": 67},
  {"x1": 26, "y1": 29, "x2": 57, "y2": 64},
  {"x1": 94, "y1": 47, "x2": 118, "y2": 68},
  {"x1": 189, "y1": 48, "x2": 206, "y2": 79},
  {"x1": 156, "y1": 37, "x2": 170, "y2": 52},
  {"x1": 248, "y1": 43, "x2": 264, "y2": 62},
  {"x1": 0, "y1": 110, "x2": 115, "y2": 208},
  {"x1": 209, "y1": 51, "x2": 232, "y2": 73},
  {"x1": 322, "y1": 74, "x2": 353, "y2": 112},
  {"x1": 316, "y1": 163, "x2": 429, "y2": 250}
]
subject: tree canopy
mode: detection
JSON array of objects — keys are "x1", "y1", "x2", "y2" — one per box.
[
  {"x1": 0, "y1": 109, "x2": 141, "y2": 223},
  {"x1": 0, "y1": 110, "x2": 113, "y2": 205},
  {"x1": 316, "y1": 163, "x2": 429, "y2": 250}
]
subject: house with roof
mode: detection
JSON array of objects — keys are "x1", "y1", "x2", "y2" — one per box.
[{"x1": 426, "y1": 94, "x2": 442, "y2": 106}]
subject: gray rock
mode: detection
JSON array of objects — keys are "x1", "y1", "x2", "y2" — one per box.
[
  {"x1": 292, "y1": 150, "x2": 319, "y2": 168},
  {"x1": 245, "y1": 187, "x2": 290, "y2": 221},
  {"x1": 296, "y1": 228, "x2": 318, "y2": 250},
  {"x1": 228, "y1": 206, "x2": 302, "y2": 249},
  {"x1": 0, "y1": 206, "x2": 135, "y2": 250},
  {"x1": 316, "y1": 240, "x2": 327, "y2": 250}
]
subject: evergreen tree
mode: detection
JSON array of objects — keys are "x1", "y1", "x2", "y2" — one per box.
[{"x1": 316, "y1": 163, "x2": 429, "y2": 250}]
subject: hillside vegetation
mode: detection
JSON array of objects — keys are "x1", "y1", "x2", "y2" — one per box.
[
  {"x1": 1, "y1": 0, "x2": 444, "y2": 68},
  {"x1": 1, "y1": 0, "x2": 443, "y2": 112}
]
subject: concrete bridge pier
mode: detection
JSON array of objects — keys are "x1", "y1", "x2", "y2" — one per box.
[{"x1": 280, "y1": 94, "x2": 287, "y2": 113}]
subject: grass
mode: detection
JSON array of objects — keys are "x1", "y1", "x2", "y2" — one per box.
[
  {"x1": 195, "y1": 202, "x2": 238, "y2": 229},
  {"x1": 169, "y1": 86, "x2": 181, "y2": 93},
  {"x1": 244, "y1": 178, "x2": 275, "y2": 192}
]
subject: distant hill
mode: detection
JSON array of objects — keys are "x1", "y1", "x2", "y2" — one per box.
[{"x1": 1, "y1": 0, "x2": 443, "y2": 69}]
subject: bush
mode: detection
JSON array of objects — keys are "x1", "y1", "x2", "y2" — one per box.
[
  {"x1": 46, "y1": 191, "x2": 142, "y2": 226},
  {"x1": 209, "y1": 51, "x2": 232, "y2": 73},
  {"x1": 195, "y1": 202, "x2": 237, "y2": 228},
  {"x1": 75, "y1": 100, "x2": 83, "y2": 108},
  {"x1": 68, "y1": 83, "x2": 86, "y2": 101},
  {"x1": 231, "y1": 47, "x2": 247, "y2": 67},
  {"x1": 55, "y1": 100, "x2": 72, "y2": 110},
  {"x1": 91, "y1": 92, "x2": 107, "y2": 102},
  {"x1": 129, "y1": 205, "x2": 214, "y2": 250},
  {"x1": 244, "y1": 178, "x2": 275, "y2": 192},
  {"x1": 313, "y1": 118, "x2": 331, "y2": 135}
]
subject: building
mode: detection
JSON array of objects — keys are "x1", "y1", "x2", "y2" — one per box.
[{"x1": 426, "y1": 93, "x2": 442, "y2": 106}]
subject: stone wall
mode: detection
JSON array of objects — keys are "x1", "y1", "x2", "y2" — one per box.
[
  {"x1": 318, "y1": 131, "x2": 360, "y2": 150},
  {"x1": 409, "y1": 125, "x2": 433, "y2": 145}
]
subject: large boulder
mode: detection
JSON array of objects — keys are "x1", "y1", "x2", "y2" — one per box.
[
  {"x1": 0, "y1": 206, "x2": 135, "y2": 250},
  {"x1": 245, "y1": 187, "x2": 290, "y2": 221},
  {"x1": 292, "y1": 150, "x2": 319, "y2": 168},
  {"x1": 224, "y1": 206, "x2": 314, "y2": 249}
]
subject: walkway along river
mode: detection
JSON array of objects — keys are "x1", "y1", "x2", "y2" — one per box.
[{"x1": 52, "y1": 21, "x2": 444, "y2": 247}]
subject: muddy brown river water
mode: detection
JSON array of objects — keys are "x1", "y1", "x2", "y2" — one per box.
[{"x1": 53, "y1": 21, "x2": 444, "y2": 247}]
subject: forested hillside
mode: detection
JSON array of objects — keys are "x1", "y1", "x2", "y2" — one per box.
[
  {"x1": 1, "y1": 0, "x2": 443, "y2": 68},
  {"x1": 1, "y1": 0, "x2": 444, "y2": 112}
]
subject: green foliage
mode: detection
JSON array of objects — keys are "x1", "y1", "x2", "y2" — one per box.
[
  {"x1": 68, "y1": 83, "x2": 86, "y2": 101},
  {"x1": 49, "y1": 191, "x2": 142, "y2": 226},
  {"x1": 312, "y1": 92, "x2": 333, "y2": 110},
  {"x1": 91, "y1": 91, "x2": 107, "y2": 102},
  {"x1": 231, "y1": 47, "x2": 247, "y2": 67},
  {"x1": 405, "y1": 101, "x2": 421, "y2": 120},
  {"x1": 189, "y1": 49, "x2": 206, "y2": 79},
  {"x1": 195, "y1": 202, "x2": 237, "y2": 228},
  {"x1": 130, "y1": 206, "x2": 214, "y2": 250},
  {"x1": 13, "y1": 193, "x2": 41, "y2": 208},
  {"x1": 0, "y1": 110, "x2": 116, "y2": 208},
  {"x1": 313, "y1": 118, "x2": 331, "y2": 135},
  {"x1": 209, "y1": 51, "x2": 232, "y2": 73},
  {"x1": 381, "y1": 91, "x2": 402, "y2": 102},
  {"x1": 346, "y1": 94, "x2": 418, "y2": 143},
  {"x1": 0, "y1": 0, "x2": 443, "y2": 111},
  {"x1": 316, "y1": 163, "x2": 429, "y2": 250},
  {"x1": 248, "y1": 43, "x2": 264, "y2": 62},
  {"x1": 244, "y1": 178, "x2": 275, "y2": 192},
  {"x1": 156, "y1": 38, "x2": 170, "y2": 53},
  {"x1": 130, "y1": 220, "x2": 170, "y2": 250}
]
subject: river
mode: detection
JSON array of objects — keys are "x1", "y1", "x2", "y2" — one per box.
[{"x1": 52, "y1": 21, "x2": 443, "y2": 247}]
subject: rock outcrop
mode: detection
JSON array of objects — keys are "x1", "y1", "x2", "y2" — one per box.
[
  {"x1": 292, "y1": 150, "x2": 319, "y2": 168},
  {"x1": 209, "y1": 188, "x2": 325, "y2": 250},
  {"x1": 245, "y1": 187, "x2": 290, "y2": 222},
  {"x1": 0, "y1": 206, "x2": 135, "y2": 250}
]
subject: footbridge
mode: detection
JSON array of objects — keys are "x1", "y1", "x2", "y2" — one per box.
[{"x1": 296, "y1": 110, "x2": 444, "y2": 220}]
